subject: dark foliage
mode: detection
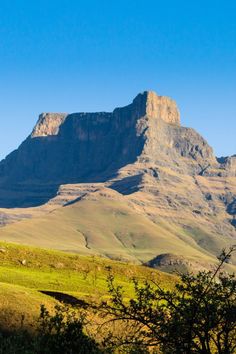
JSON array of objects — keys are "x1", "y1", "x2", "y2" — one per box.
[
  {"x1": 0, "y1": 305, "x2": 101, "y2": 354},
  {"x1": 36, "y1": 304, "x2": 101, "y2": 353},
  {"x1": 100, "y1": 247, "x2": 236, "y2": 353}
]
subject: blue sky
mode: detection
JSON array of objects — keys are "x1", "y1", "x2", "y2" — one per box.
[{"x1": 0, "y1": 0, "x2": 235, "y2": 159}]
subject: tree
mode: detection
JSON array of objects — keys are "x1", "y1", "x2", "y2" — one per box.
[{"x1": 101, "y1": 247, "x2": 236, "y2": 353}]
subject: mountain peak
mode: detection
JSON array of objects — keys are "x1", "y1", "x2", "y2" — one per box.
[
  {"x1": 132, "y1": 90, "x2": 180, "y2": 125},
  {"x1": 31, "y1": 91, "x2": 181, "y2": 139}
]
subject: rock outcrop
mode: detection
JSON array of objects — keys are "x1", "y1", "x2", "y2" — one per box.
[{"x1": 31, "y1": 113, "x2": 68, "y2": 137}]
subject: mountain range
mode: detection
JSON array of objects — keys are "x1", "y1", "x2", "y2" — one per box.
[{"x1": 0, "y1": 91, "x2": 235, "y2": 272}]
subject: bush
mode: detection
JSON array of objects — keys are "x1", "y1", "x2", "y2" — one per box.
[
  {"x1": 36, "y1": 304, "x2": 102, "y2": 353},
  {"x1": 0, "y1": 305, "x2": 102, "y2": 354},
  {"x1": 101, "y1": 247, "x2": 236, "y2": 353}
]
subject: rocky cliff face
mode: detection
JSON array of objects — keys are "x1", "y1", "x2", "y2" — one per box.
[
  {"x1": 0, "y1": 90, "x2": 235, "y2": 268},
  {"x1": 0, "y1": 91, "x2": 217, "y2": 185},
  {"x1": 0, "y1": 91, "x2": 231, "y2": 202},
  {"x1": 0, "y1": 91, "x2": 183, "y2": 205}
]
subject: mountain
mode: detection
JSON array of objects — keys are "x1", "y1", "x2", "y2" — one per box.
[
  {"x1": 0, "y1": 91, "x2": 181, "y2": 207},
  {"x1": 0, "y1": 91, "x2": 235, "y2": 271}
]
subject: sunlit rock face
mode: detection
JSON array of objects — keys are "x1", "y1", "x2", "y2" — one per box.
[{"x1": 31, "y1": 113, "x2": 68, "y2": 137}]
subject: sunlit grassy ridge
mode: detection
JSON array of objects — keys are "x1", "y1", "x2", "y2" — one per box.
[{"x1": 0, "y1": 241, "x2": 175, "y2": 331}]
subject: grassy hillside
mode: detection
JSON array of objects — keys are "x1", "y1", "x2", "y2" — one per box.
[
  {"x1": 0, "y1": 241, "x2": 175, "y2": 331},
  {"x1": 0, "y1": 192, "x2": 223, "y2": 268},
  {"x1": 0, "y1": 283, "x2": 57, "y2": 332}
]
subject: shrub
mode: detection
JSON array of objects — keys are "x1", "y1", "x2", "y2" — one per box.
[{"x1": 101, "y1": 247, "x2": 236, "y2": 353}]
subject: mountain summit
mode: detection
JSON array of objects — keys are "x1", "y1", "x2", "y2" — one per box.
[
  {"x1": 0, "y1": 91, "x2": 235, "y2": 269},
  {"x1": 32, "y1": 91, "x2": 180, "y2": 140}
]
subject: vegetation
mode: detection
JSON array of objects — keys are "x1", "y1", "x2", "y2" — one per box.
[
  {"x1": 0, "y1": 241, "x2": 174, "y2": 330},
  {"x1": 0, "y1": 242, "x2": 235, "y2": 353},
  {"x1": 100, "y1": 247, "x2": 236, "y2": 353},
  {"x1": 0, "y1": 305, "x2": 101, "y2": 354}
]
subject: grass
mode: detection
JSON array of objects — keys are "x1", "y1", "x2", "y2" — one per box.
[
  {"x1": 0, "y1": 282, "x2": 57, "y2": 332},
  {"x1": 0, "y1": 241, "x2": 175, "y2": 331},
  {"x1": 0, "y1": 195, "x2": 222, "y2": 266}
]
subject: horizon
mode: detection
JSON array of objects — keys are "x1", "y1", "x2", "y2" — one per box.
[{"x1": 0, "y1": 0, "x2": 235, "y2": 159}]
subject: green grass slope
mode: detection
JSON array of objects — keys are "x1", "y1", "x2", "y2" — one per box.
[{"x1": 0, "y1": 241, "x2": 175, "y2": 331}]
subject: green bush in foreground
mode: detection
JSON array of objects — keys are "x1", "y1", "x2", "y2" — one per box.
[{"x1": 101, "y1": 247, "x2": 236, "y2": 353}]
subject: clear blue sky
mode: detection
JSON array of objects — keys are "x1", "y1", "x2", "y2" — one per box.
[{"x1": 0, "y1": 0, "x2": 235, "y2": 159}]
